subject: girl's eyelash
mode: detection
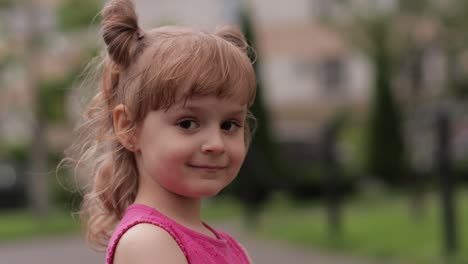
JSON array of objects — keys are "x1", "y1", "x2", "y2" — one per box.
[
  {"x1": 230, "y1": 120, "x2": 241, "y2": 127},
  {"x1": 230, "y1": 119, "x2": 244, "y2": 127},
  {"x1": 221, "y1": 120, "x2": 242, "y2": 131},
  {"x1": 176, "y1": 118, "x2": 198, "y2": 129},
  {"x1": 175, "y1": 118, "x2": 243, "y2": 129},
  {"x1": 178, "y1": 117, "x2": 194, "y2": 121},
  {"x1": 176, "y1": 116, "x2": 196, "y2": 123}
]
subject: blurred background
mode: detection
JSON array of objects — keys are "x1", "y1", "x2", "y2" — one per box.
[{"x1": 1, "y1": 0, "x2": 468, "y2": 263}]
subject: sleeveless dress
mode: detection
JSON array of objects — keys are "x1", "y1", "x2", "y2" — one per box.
[{"x1": 106, "y1": 204, "x2": 250, "y2": 264}]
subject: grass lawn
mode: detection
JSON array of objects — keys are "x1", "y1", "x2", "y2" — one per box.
[
  {"x1": 249, "y1": 190, "x2": 468, "y2": 264},
  {"x1": 0, "y1": 209, "x2": 81, "y2": 241}
]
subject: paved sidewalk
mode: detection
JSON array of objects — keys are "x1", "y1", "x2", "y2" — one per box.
[
  {"x1": 0, "y1": 236, "x2": 104, "y2": 264},
  {"x1": 0, "y1": 222, "x2": 382, "y2": 264},
  {"x1": 214, "y1": 221, "x2": 380, "y2": 264}
]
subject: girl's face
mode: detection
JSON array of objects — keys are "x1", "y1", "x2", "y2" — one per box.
[{"x1": 134, "y1": 96, "x2": 247, "y2": 198}]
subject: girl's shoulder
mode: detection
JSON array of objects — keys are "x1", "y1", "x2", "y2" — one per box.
[
  {"x1": 113, "y1": 223, "x2": 187, "y2": 264},
  {"x1": 106, "y1": 204, "x2": 188, "y2": 264}
]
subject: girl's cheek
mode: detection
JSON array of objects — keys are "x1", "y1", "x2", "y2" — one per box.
[{"x1": 232, "y1": 148, "x2": 246, "y2": 168}]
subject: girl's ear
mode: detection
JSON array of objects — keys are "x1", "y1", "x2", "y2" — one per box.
[{"x1": 113, "y1": 104, "x2": 138, "y2": 151}]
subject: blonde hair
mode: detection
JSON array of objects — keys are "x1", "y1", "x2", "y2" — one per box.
[{"x1": 65, "y1": 0, "x2": 256, "y2": 251}]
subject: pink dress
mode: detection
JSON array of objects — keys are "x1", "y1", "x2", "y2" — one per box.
[{"x1": 106, "y1": 204, "x2": 250, "y2": 264}]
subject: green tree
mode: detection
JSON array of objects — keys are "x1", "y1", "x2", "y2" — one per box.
[
  {"x1": 57, "y1": 0, "x2": 100, "y2": 32},
  {"x1": 0, "y1": 0, "x2": 13, "y2": 8},
  {"x1": 24, "y1": 1, "x2": 50, "y2": 214},
  {"x1": 366, "y1": 17, "x2": 408, "y2": 186}
]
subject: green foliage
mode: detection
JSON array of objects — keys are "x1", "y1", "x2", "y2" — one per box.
[
  {"x1": 0, "y1": 143, "x2": 29, "y2": 163},
  {"x1": 339, "y1": 122, "x2": 368, "y2": 176},
  {"x1": 365, "y1": 18, "x2": 408, "y2": 186},
  {"x1": 48, "y1": 152, "x2": 82, "y2": 211},
  {"x1": 39, "y1": 63, "x2": 85, "y2": 123},
  {"x1": 51, "y1": 173, "x2": 82, "y2": 212},
  {"x1": 454, "y1": 158, "x2": 468, "y2": 183},
  {"x1": 39, "y1": 78, "x2": 68, "y2": 123},
  {"x1": 0, "y1": 0, "x2": 14, "y2": 8},
  {"x1": 57, "y1": 0, "x2": 100, "y2": 32},
  {"x1": 399, "y1": 0, "x2": 432, "y2": 14},
  {"x1": 450, "y1": 76, "x2": 468, "y2": 99},
  {"x1": 0, "y1": 53, "x2": 16, "y2": 72}
]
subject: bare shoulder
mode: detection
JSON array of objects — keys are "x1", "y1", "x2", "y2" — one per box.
[{"x1": 114, "y1": 223, "x2": 187, "y2": 264}]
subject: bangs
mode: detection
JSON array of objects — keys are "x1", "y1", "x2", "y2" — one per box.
[
  {"x1": 179, "y1": 37, "x2": 256, "y2": 106},
  {"x1": 128, "y1": 27, "x2": 256, "y2": 119}
]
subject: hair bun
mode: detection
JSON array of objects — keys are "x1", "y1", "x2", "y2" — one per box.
[
  {"x1": 214, "y1": 26, "x2": 248, "y2": 53},
  {"x1": 101, "y1": 0, "x2": 144, "y2": 68}
]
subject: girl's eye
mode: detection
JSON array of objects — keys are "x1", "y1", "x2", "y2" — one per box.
[
  {"x1": 221, "y1": 121, "x2": 240, "y2": 132},
  {"x1": 178, "y1": 119, "x2": 198, "y2": 130}
]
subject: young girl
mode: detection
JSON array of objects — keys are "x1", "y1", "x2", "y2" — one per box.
[{"x1": 68, "y1": 0, "x2": 256, "y2": 263}]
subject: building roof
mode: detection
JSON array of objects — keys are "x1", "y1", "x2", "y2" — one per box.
[{"x1": 257, "y1": 22, "x2": 349, "y2": 59}]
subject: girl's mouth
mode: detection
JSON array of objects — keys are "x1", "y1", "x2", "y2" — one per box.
[{"x1": 188, "y1": 164, "x2": 227, "y2": 171}]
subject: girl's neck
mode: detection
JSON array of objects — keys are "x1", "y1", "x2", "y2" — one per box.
[{"x1": 134, "y1": 181, "x2": 203, "y2": 228}]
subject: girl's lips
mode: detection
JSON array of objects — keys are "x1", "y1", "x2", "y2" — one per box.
[{"x1": 188, "y1": 164, "x2": 227, "y2": 170}]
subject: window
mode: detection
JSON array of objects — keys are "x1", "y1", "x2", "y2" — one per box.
[{"x1": 318, "y1": 58, "x2": 345, "y2": 95}]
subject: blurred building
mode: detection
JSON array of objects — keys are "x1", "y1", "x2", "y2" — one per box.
[{"x1": 2, "y1": 0, "x2": 468, "y2": 169}]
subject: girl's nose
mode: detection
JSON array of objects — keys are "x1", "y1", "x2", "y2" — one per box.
[{"x1": 201, "y1": 129, "x2": 225, "y2": 155}]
